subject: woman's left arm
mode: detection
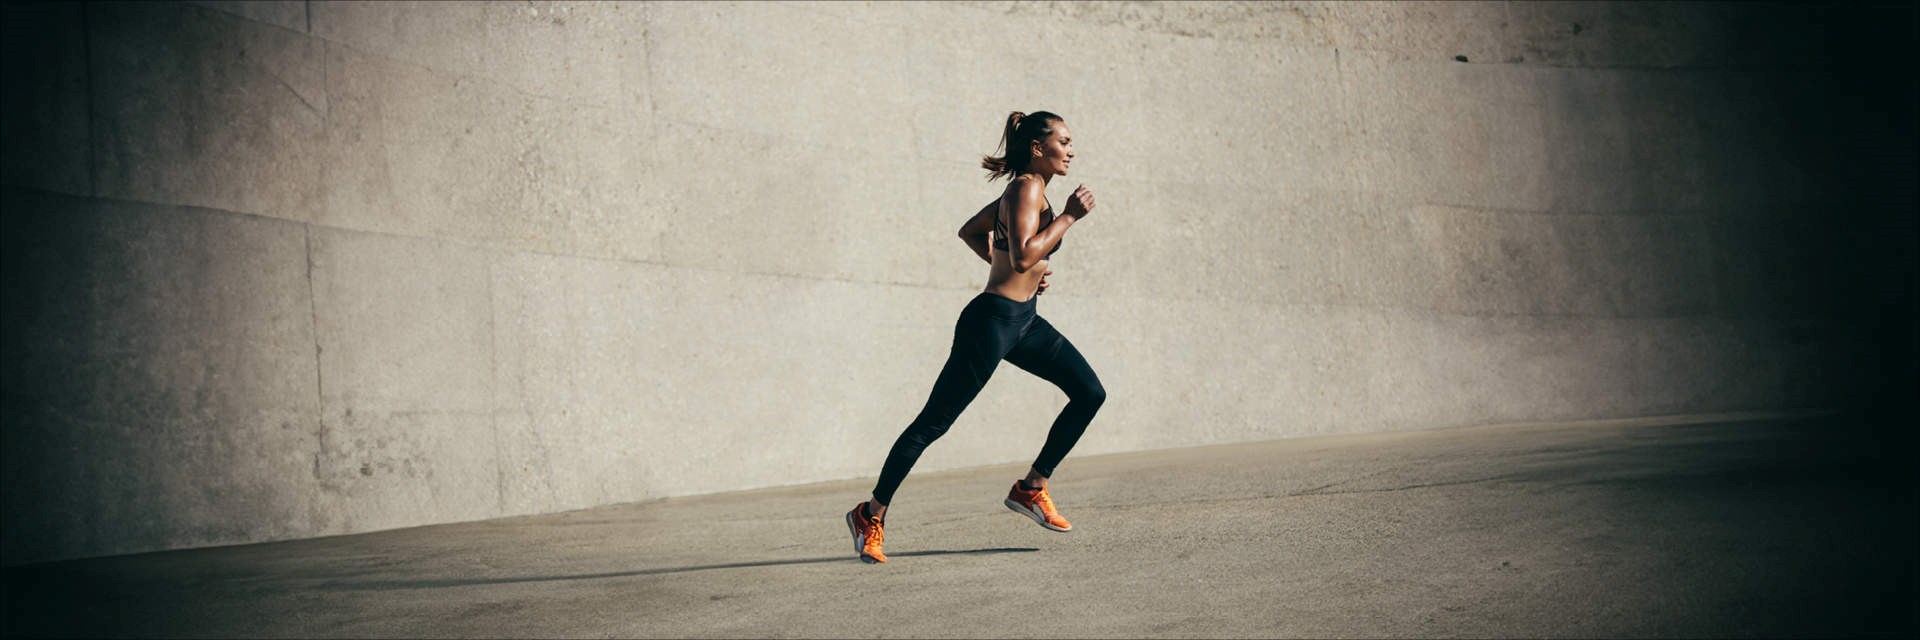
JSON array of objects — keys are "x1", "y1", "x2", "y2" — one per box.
[{"x1": 956, "y1": 199, "x2": 998, "y2": 264}]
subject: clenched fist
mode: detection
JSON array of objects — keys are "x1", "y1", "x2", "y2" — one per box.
[{"x1": 1061, "y1": 184, "x2": 1095, "y2": 219}]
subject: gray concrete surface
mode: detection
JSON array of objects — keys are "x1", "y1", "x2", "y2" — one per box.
[
  {"x1": 3, "y1": 411, "x2": 1911, "y2": 638},
  {"x1": 3, "y1": 1, "x2": 1914, "y2": 565}
]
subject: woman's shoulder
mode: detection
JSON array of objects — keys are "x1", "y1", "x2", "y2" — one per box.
[{"x1": 1003, "y1": 174, "x2": 1045, "y2": 201}]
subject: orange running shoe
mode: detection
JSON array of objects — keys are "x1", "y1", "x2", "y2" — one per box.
[
  {"x1": 844, "y1": 502, "x2": 887, "y2": 563},
  {"x1": 1005, "y1": 481, "x2": 1072, "y2": 532}
]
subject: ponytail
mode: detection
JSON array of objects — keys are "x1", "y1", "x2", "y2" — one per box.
[{"x1": 981, "y1": 110, "x2": 1062, "y2": 181}]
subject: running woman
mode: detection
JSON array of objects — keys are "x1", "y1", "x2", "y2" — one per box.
[{"x1": 846, "y1": 111, "x2": 1105, "y2": 564}]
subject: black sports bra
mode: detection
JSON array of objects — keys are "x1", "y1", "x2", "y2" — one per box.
[{"x1": 991, "y1": 198, "x2": 1062, "y2": 259}]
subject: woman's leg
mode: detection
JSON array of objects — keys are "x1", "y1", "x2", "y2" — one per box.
[
  {"x1": 1003, "y1": 315, "x2": 1106, "y2": 478},
  {"x1": 870, "y1": 298, "x2": 1026, "y2": 507}
]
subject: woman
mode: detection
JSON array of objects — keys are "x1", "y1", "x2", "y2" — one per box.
[{"x1": 845, "y1": 111, "x2": 1106, "y2": 564}]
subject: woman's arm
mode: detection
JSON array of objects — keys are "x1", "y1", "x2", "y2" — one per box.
[
  {"x1": 1005, "y1": 178, "x2": 1074, "y2": 274},
  {"x1": 956, "y1": 199, "x2": 998, "y2": 264}
]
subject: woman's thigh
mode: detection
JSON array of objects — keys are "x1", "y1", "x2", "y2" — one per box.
[
  {"x1": 922, "y1": 302, "x2": 1029, "y2": 405},
  {"x1": 1003, "y1": 315, "x2": 1102, "y2": 397}
]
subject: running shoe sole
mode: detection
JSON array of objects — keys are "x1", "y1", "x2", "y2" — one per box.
[
  {"x1": 845, "y1": 509, "x2": 882, "y2": 563},
  {"x1": 1004, "y1": 498, "x2": 1072, "y2": 532}
]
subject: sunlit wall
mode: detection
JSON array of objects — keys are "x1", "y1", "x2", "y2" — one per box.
[{"x1": 3, "y1": 1, "x2": 1911, "y2": 564}]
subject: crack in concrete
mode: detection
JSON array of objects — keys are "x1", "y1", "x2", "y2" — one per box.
[
  {"x1": 262, "y1": 65, "x2": 324, "y2": 117},
  {"x1": 1291, "y1": 473, "x2": 1522, "y2": 496},
  {"x1": 303, "y1": 225, "x2": 330, "y2": 496},
  {"x1": 1066, "y1": 471, "x2": 1522, "y2": 512},
  {"x1": 485, "y1": 255, "x2": 506, "y2": 516}
]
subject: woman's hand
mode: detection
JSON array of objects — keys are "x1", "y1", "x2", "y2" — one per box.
[
  {"x1": 1036, "y1": 268, "x2": 1053, "y2": 295},
  {"x1": 1061, "y1": 184, "x2": 1095, "y2": 219}
]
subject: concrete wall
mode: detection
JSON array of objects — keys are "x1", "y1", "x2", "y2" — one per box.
[{"x1": 2, "y1": 1, "x2": 1912, "y2": 565}]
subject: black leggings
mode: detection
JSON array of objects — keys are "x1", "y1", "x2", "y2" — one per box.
[{"x1": 871, "y1": 292, "x2": 1107, "y2": 506}]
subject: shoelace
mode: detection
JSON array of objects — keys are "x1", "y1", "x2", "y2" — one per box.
[
  {"x1": 866, "y1": 516, "x2": 884, "y2": 546},
  {"x1": 1033, "y1": 489, "x2": 1057, "y2": 517}
]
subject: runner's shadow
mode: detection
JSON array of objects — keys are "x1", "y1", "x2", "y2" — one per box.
[{"x1": 317, "y1": 547, "x2": 1040, "y2": 591}]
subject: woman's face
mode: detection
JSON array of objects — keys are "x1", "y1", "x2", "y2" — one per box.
[{"x1": 1030, "y1": 121, "x2": 1073, "y2": 176}]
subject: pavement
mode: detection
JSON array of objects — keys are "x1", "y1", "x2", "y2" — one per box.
[{"x1": 3, "y1": 411, "x2": 1913, "y2": 638}]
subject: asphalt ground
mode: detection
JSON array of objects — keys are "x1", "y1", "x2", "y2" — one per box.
[{"x1": 4, "y1": 411, "x2": 1913, "y2": 638}]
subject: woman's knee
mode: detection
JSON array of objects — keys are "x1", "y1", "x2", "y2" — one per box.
[{"x1": 1073, "y1": 380, "x2": 1107, "y2": 407}]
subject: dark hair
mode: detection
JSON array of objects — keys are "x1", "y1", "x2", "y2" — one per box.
[{"x1": 981, "y1": 110, "x2": 1063, "y2": 182}]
